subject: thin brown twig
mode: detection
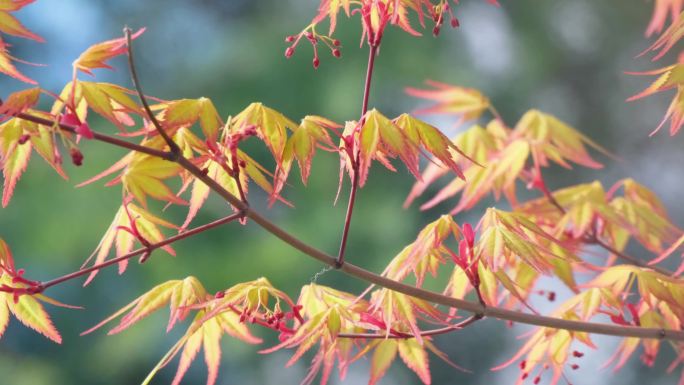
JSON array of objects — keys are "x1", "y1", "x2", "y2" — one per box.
[
  {"x1": 124, "y1": 26, "x2": 181, "y2": 158},
  {"x1": 338, "y1": 314, "x2": 482, "y2": 339},
  {"x1": 535, "y1": 169, "x2": 673, "y2": 276},
  {"x1": 32, "y1": 213, "x2": 243, "y2": 292}
]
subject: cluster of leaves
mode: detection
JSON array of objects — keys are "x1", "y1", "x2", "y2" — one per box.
[
  {"x1": 630, "y1": 0, "x2": 684, "y2": 136},
  {"x1": 1, "y1": 1, "x2": 684, "y2": 385}
]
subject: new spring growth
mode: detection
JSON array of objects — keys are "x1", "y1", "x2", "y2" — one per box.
[{"x1": 284, "y1": 30, "x2": 342, "y2": 68}]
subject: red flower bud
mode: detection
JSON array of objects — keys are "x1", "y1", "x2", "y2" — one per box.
[
  {"x1": 571, "y1": 364, "x2": 579, "y2": 370},
  {"x1": 285, "y1": 35, "x2": 295, "y2": 43},
  {"x1": 332, "y1": 39, "x2": 341, "y2": 46},
  {"x1": 285, "y1": 46, "x2": 295, "y2": 58},
  {"x1": 18, "y1": 134, "x2": 30, "y2": 145},
  {"x1": 433, "y1": 26, "x2": 441, "y2": 36},
  {"x1": 313, "y1": 57, "x2": 320, "y2": 69},
  {"x1": 451, "y1": 18, "x2": 460, "y2": 28},
  {"x1": 572, "y1": 350, "x2": 584, "y2": 358},
  {"x1": 332, "y1": 48, "x2": 341, "y2": 58},
  {"x1": 70, "y1": 148, "x2": 84, "y2": 166}
]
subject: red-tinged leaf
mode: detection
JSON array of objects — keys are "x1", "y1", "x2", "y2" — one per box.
[
  {"x1": 172, "y1": 320, "x2": 204, "y2": 385},
  {"x1": 513, "y1": 110, "x2": 610, "y2": 169},
  {"x1": 369, "y1": 340, "x2": 398, "y2": 385},
  {"x1": 108, "y1": 280, "x2": 180, "y2": 335},
  {"x1": 397, "y1": 339, "x2": 431, "y2": 385},
  {"x1": 0, "y1": 9, "x2": 43, "y2": 41},
  {"x1": 0, "y1": 1, "x2": 38, "y2": 12},
  {"x1": 161, "y1": 98, "x2": 223, "y2": 141},
  {"x1": 73, "y1": 28, "x2": 145, "y2": 75},
  {"x1": 1, "y1": 122, "x2": 31, "y2": 207},
  {"x1": 393, "y1": 113, "x2": 469, "y2": 179},
  {"x1": 215, "y1": 311, "x2": 261, "y2": 345},
  {"x1": 0, "y1": 301, "x2": 8, "y2": 338},
  {"x1": 0, "y1": 237, "x2": 13, "y2": 270},
  {"x1": 645, "y1": 0, "x2": 683, "y2": 37},
  {"x1": 6, "y1": 289, "x2": 62, "y2": 343},
  {"x1": 231, "y1": 102, "x2": 297, "y2": 163},
  {"x1": 202, "y1": 318, "x2": 222, "y2": 385},
  {"x1": 122, "y1": 154, "x2": 186, "y2": 206},
  {"x1": 0, "y1": 36, "x2": 35, "y2": 84},
  {"x1": 277, "y1": 115, "x2": 339, "y2": 193},
  {"x1": 79, "y1": 81, "x2": 141, "y2": 128},
  {"x1": 0, "y1": 87, "x2": 39, "y2": 116},
  {"x1": 82, "y1": 203, "x2": 177, "y2": 284},
  {"x1": 405, "y1": 80, "x2": 490, "y2": 121}
]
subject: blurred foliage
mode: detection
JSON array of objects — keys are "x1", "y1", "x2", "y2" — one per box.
[{"x1": 0, "y1": 1, "x2": 682, "y2": 384}]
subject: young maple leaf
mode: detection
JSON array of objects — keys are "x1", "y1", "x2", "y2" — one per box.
[
  {"x1": 0, "y1": 239, "x2": 63, "y2": 343},
  {"x1": 342, "y1": 110, "x2": 469, "y2": 190},
  {"x1": 628, "y1": 64, "x2": 684, "y2": 135},
  {"x1": 405, "y1": 80, "x2": 491, "y2": 121},
  {"x1": 277, "y1": 115, "x2": 339, "y2": 194},
  {"x1": 382, "y1": 215, "x2": 461, "y2": 286},
  {"x1": 72, "y1": 28, "x2": 145, "y2": 76},
  {"x1": 157, "y1": 97, "x2": 223, "y2": 142},
  {"x1": 261, "y1": 284, "x2": 366, "y2": 385},
  {"x1": 513, "y1": 109, "x2": 609, "y2": 169},
  {"x1": 77, "y1": 136, "x2": 186, "y2": 206},
  {"x1": 476, "y1": 208, "x2": 579, "y2": 275},
  {"x1": 0, "y1": 87, "x2": 40, "y2": 118},
  {"x1": 50, "y1": 81, "x2": 142, "y2": 131},
  {"x1": 81, "y1": 202, "x2": 178, "y2": 285},
  {"x1": 0, "y1": 116, "x2": 67, "y2": 207},
  {"x1": 0, "y1": 1, "x2": 43, "y2": 84},
  {"x1": 646, "y1": 0, "x2": 684, "y2": 37},
  {"x1": 230, "y1": 102, "x2": 298, "y2": 164}
]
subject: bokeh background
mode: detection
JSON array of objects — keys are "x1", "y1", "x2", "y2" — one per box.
[{"x1": 1, "y1": 1, "x2": 683, "y2": 384}]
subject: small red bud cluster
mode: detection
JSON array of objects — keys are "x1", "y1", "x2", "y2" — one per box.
[
  {"x1": 431, "y1": 2, "x2": 460, "y2": 37},
  {"x1": 537, "y1": 290, "x2": 556, "y2": 302},
  {"x1": 284, "y1": 30, "x2": 342, "y2": 68},
  {"x1": 451, "y1": 223, "x2": 480, "y2": 291}
]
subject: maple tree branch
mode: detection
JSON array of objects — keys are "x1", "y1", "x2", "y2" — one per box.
[
  {"x1": 534, "y1": 169, "x2": 673, "y2": 276},
  {"x1": 338, "y1": 314, "x2": 482, "y2": 339},
  {"x1": 11, "y1": 112, "x2": 174, "y2": 160},
  {"x1": 336, "y1": 43, "x2": 379, "y2": 268},
  {"x1": 9, "y1": 101, "x2": 683, "y2": 342},
  {"x1": 38, "y1": 213, "x2": 243, "y2": 291},
  {"x1": 124, "y1": 26, "x2": 182, "y2": 158}
]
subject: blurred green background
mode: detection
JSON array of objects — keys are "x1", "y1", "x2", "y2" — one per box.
[{"x1": 1, "y1": 1, "x2": 683, "y2": 384}]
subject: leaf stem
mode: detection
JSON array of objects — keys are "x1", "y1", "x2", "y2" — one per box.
[
  {"x1": 37, "y1": 213, "x2": 243, "y2": 291},
  {"x1": 124, "y1": 26, "x2": 182, "y2": 158},
  {"x1": 534, "y1": 168, "x2": 673, "y2": 276},
  {"x1": 336, "y1": 43, "x2": 380, "y2": 268}
]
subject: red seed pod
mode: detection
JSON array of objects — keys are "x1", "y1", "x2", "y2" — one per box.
[
  {"x1": 547, "y1": 291, "x2": 556, "y2": 302},
  {"x1": 70, "y1": 148, "x2": 84, "y2": 166},
  {"x1": 18, "y1": 134, "x2": 30, "y2": 145},
  {"x1": 533, "y1": 376, "x2": 541, "y2": 385},
  {"x1": 519, "y1": 360, "x2": 527, "y2": 370},
  {"x1": 285, "y1": 46, "x2": 295, "y2": 58},
  {"x1": 570, "y1": 364, "x2": 579, "y2": 370},
  {"x1": 573, "y1": 350, "x2": 584, "y2": 358},
  {"x1": 332, "y1": 48, "x2": 341, "y2": 58},
  {"x1": 433, "y1": 25, "x2": 441, "y2": 36},
  {"x1": 521, "y1": 373, "x2": 529, "y2": 380}
]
